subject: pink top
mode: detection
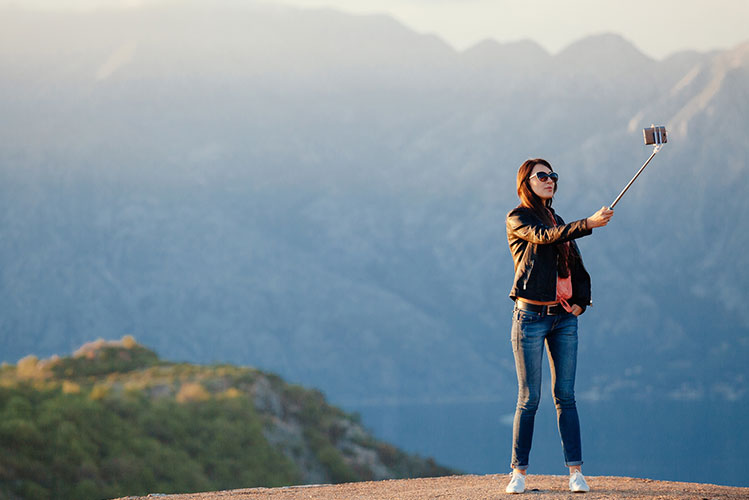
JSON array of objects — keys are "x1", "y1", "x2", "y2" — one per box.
[
  {"x1": 549, "y1": 209, "x2": 574, "y2": 312},
  {"x1": 557, "y1": 275, "x2": 573, "y2": 312}
]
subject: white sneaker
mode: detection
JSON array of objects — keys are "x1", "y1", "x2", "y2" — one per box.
[
  {"x1": 505, "y1": 470, "x2": 526, "y2": 494},
  {"x1": 569, "y1": 471, "x2": 590, "y2": 493}
]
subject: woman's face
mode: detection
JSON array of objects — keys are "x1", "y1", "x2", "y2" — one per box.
[{"x1": 528, "y1": 163, "x2": 555, "y2": 200}]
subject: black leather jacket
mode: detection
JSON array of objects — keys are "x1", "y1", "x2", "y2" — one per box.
[{"x1": 506, "y1": 206, "x2": 593, "y2": 311}]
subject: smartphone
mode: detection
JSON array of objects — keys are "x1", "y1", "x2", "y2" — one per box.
[{"x1": 643, "y1": 126, "x2": 667, "y2": 145}]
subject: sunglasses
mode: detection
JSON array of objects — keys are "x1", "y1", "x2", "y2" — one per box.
[{"x1": 529, "y1": 172, "x2": 559, "y2": 183}]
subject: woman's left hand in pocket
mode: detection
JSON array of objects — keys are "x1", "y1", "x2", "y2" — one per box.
[{"x1": 570, "y1": 305, "x2": 584, "y2": 316}]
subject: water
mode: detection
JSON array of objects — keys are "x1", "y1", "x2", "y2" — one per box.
[{"x1": 346, "y1": 399, "x2": 749, "y2": 487}]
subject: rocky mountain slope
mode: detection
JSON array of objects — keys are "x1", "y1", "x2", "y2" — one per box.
[{"x1": 0, "y1": 338, "x2": 453, "y2": 500}]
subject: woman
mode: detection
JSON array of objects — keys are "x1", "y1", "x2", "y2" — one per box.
[{"x1": 504, "y1": 158, "x2": 613, "y2": 494}]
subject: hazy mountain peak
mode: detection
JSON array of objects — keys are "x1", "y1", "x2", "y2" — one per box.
[
  {"x1": 551, "y1": 32, "x2": 654, "y2": 78},
  {"x1": 462, "y1": 38, "x2": 549, "y2": 58},
  {"x1": 556, "y1": 32, "x2": 652, "y2": 62},
  {"x1": 459, "y1": 38, "x2": 550, "y2": 74}
]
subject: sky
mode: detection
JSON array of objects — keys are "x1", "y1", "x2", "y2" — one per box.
[{"x1": 2, "y1": 0, "x2": 748, "y2": 60}]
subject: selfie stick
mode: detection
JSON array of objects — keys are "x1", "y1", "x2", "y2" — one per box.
[{"x1": 610, "y1": 125, "x2": 667, "y2": 209}]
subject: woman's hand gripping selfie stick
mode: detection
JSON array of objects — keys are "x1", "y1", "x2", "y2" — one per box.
[{"x1": 610, "y1": 125, "x2": 667, "y2": 209}]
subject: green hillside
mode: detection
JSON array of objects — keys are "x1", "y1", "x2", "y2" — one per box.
[{"x1": 0, "y1": 337, "x2": 455, "y2": 500}]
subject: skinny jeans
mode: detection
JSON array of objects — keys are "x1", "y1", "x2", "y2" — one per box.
[{"x1": 510, "y1": 305, "x2": 583, "y2": 469}]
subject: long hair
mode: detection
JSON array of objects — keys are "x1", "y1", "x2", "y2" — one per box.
[
  {"x1": 516, "y1": 158, "x2": 574, "y2": 278},
  {"x1": 516, "y1": 158, "x2": 556, "y2": 225}
]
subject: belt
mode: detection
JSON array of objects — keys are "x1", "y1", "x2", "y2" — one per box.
[{"x1": 515, "y1": 300, "x2": 566, "y2": 316}]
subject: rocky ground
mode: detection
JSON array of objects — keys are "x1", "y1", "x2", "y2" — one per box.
[{"x1": 113, "y1": 474, "x2": 749, "y2": 499}]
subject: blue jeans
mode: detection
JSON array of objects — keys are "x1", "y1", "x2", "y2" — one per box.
[{"x1": 510, "y1": 305, "x2": 583, "y2": 469}]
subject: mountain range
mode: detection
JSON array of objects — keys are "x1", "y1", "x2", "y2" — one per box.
[{"x1": 0, "y1": 2, "x2": 747, "y2": 413}]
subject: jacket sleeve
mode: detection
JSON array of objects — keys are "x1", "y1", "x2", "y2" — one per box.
[{"x1": 507, "y1": 208, "x2": 592, "y2": 245}]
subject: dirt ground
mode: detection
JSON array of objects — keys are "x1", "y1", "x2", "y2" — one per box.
[{"x1": 113, "y1": 474, "x2": 749, "y2": 500}]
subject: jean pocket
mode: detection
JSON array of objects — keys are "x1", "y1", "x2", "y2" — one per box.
[{"x1": 514, "y1": 308, "x2": 541, "y2": 324}]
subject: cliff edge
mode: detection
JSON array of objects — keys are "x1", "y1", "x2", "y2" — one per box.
[{"x1": 113, "y1": 473, "x2": 749, "y2": 499}]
